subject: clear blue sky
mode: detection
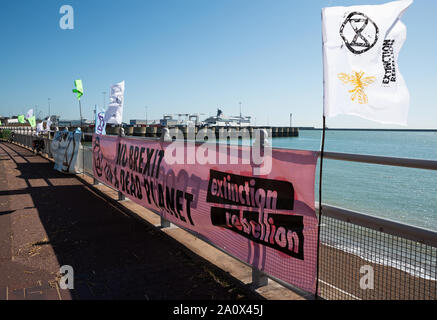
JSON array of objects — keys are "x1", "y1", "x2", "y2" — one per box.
[{"x1": 0, "y1": 0, "x2": 435, "y2": 128}]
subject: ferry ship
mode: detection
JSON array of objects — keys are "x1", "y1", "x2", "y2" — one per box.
[
  {"x1": 158, "y1": 110, "x2": 252, "y2": 128},
  {"x1": 202, "y1": 109, "x2": 251, "y2": 127}
]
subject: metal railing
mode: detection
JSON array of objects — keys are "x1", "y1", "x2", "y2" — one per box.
[{"x1": 2, "y1": 129, "x2": 436, "y2": 300}]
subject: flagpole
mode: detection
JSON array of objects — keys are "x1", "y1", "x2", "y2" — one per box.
[
  {"x1": 78, "y1": 99, "x2": 83, "y2": 131},
  {"x1": 78, "y1": 99, "x2": 84, "y2": 175},
  {"x1": 315, "y1": 116, "x2": 326, "y2": 299},
  {"x1": 316, "y1": 11, "x2": 327, "y2": 298}
]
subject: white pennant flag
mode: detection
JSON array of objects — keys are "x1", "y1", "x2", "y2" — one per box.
[
  {"x1": 322, "y1": 0, "x2": 413, "y2": 125},
  {"x1": 26, "y1": 109, "x2": 34, "y2": 119},
  {"x1": 104, "y1": 81, "x2": 125, "y2": 125},
  {"x1": 45, "y1": 118, "x2": 52, "y2": 132},
  {"x1": 36, "y1": 122, "x2": 44, "y2": 133}
]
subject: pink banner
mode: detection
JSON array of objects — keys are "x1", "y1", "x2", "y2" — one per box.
[{"x1": 92, "y1": 134, "x2": 319, "y2": 294}]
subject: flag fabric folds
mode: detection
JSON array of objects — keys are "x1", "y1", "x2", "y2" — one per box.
[
  {"x1": 27, "y1": 116, "x2": 36, "y2": 128},
  {"x1": 36, "y1": 122, "x2": 44, "y2": 133},
  {"x1": 322, "y1": 0, "x2": 413, "y2": 125},
  {"x1": 72, "y1": 80, "x2": 84, "y2": 100},
  {"x1": 104, "y1": 81, "x2": 125, "y2": 125},
  {"x1": 45, "y1": 118, "x2": 52, "y2": 132},
  {"x1": 26, "y1": 109, "x2": 33, "y2": 119},
  {"x1": 18, "y1": 115, "x2": 26, "y2": 124}
]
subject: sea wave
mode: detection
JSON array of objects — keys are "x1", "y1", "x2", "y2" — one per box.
[{"x1": 322, "y1": 239, "x2": 436, "y2": 281}]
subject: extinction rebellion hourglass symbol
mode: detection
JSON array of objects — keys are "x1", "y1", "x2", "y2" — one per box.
[{"x1": 340, "y1": 12, "x2": 379, "y2": 54}]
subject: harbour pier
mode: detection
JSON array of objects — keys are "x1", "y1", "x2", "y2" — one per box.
[{"x1": 105, "y1": 125, "x2": 299, "y2": 139}]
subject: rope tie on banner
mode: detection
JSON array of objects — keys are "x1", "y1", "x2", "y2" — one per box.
[{"x1": 315, "y1": 116, "x2": 326, "y2": 299}]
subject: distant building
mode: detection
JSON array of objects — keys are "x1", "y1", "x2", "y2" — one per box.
[
  {"x1": 130, "y1": 119, "x2": 148, "y2": 125},
  {"x1": 58, "y1": 118, "x2": 93, "y2": 127},
  {"x1": 160, "y1": 114, "x2": 198, "y2": 127},
  {"x1": 160, "y1": 115, "x2": 179, "y2": 127}
]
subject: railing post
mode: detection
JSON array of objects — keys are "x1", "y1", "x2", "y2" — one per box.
[
  {"x1": 251, "y1": 267, "x2": 268, "y2": 289},
  {"x1": 156, "y1": 127, "x2": 173, "y2": 228},
  {"x1": 160, "y1": 216, "x2": 171, "y2": 228},
  {"x1": 118, "y1": 191, "x2": 125, "y2": 201},
  {"x1": 248, "y1": 128, "x2": 270, "y2": 290}
]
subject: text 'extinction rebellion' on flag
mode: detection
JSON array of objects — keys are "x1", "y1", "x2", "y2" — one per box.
[{"x1": 322, "y1": 0, "x2": 413, "y2": 125}]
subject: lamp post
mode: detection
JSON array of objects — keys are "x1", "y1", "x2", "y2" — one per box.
[
  {"x1": 102, "y1": 92, "x2": 106, "y2": 109},
  {"x1": 239, "y1": 101, "x2": 242, "y2": 125}
]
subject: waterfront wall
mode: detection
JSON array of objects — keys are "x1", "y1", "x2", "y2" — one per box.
[{"x1": 107, "y1": 125, "x2": 299, "y2": 139}]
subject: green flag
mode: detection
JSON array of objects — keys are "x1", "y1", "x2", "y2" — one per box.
[
  {"x1": 72, "y1": 79, "x2": 84, "y2": 100},
  {"x1": 18, "y1": 115, "x2": 26, "y2": 123},
  {"x1": 27, "y1": 116, "x2": 36, "y2": 128}
]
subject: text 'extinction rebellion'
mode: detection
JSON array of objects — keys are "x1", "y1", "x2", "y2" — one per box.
[{"x1": 207, "y1": 170, "x2": 304, "y2": 260}]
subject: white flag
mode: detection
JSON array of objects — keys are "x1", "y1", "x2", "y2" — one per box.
[
  {"x1": 45, "y1": 118, "x2": 52, "y2": 132},
  {"x1": 104, "y1": 81, "x2": 125, "y2": 125},
  {"x1": 322, "y1": 0, "x2": 412, "y2": 125},
  {"x1": 36, "y1": 122, "x2": 44, "y2": 133},
  {"x1": 26, "y1": 109, "x2": 34, "y2": 119}
]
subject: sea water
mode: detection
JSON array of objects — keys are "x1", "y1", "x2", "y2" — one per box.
[
  {"x1": 273, "y1": 130, "x2": 437, "y2": 232},
  {"x1": 273, "y1": 130, "x2": 437, "y2": 281}
]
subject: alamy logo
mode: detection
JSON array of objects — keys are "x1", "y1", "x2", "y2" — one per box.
[
  {"x1": 59, "y1": 265, "x2": 74, "y2": 290},
  {"x1": 360, "y1": 265, "x2": 374, "y2": 290},
  {"x1": 340, "y1": 12, "x2": 379, "y2": 55},
  {"x1": 59, "y1": 5, "x2": 74, "y2": 30}
]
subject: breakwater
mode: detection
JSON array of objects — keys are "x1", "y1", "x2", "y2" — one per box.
[
  {"x1": 1, "y1": 125, "x2": 299, "y2": 142},
  {"x1": 105, "y1": 125, "x2": 299, "y2": 139}
]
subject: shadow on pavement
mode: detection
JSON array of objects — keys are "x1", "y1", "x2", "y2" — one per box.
[{"x1": 0, "y1": 142, "x2": 263, "y2": 300}]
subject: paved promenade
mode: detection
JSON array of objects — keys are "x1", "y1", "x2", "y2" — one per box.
[{"x1": 0, "y1": 142, "x2": 263, "y2": 300}]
